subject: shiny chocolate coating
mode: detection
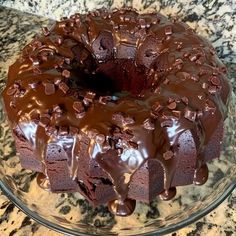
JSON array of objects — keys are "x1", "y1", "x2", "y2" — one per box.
[{"x1": 2, "y1": 7, "x2": 231, "y2": 216}]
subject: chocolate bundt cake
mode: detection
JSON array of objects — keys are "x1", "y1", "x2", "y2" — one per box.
[{"x1": 2, "y1": 7, "x2": 231, "y2": 216}]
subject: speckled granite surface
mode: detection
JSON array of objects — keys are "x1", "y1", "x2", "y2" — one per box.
[{"x1": 0, "y1": 4, "x2": 236, "y2": 236}]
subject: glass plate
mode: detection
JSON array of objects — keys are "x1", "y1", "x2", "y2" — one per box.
[
  {"x1": 0, "y1": 3, "x2": 236, "y2": 235},
  {"x1": 0, "y1": 91, "x2": 235, "y2": 236}
]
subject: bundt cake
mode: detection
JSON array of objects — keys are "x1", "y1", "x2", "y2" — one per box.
[{"x1": 2, "y1": 7, "x2": 231, "y2": 216}]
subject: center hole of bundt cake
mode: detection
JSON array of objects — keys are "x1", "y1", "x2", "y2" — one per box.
[{"x1": 73, "y1": 59, "x2": 147, "y2": 96}]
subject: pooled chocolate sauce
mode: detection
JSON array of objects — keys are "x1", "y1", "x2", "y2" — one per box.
[
  {"x1": 2, "y1": 7, "x2": 231, "y2": 216},
  {"x1": 108, "y1": 198, "x2": 136, "y2": 216}
]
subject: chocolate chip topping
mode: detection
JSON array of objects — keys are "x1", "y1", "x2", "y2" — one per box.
[
  {"x1": 143, "y1": 118, "x2": 155, "y2": 130},
  {"x1": 95, "y1": 134, "x2": 106, "y2": 144},
  {"x1": 44, "y1": 83, "x2": 55, "y2": 95},
  {"x1": 98, "y1": 96, "x2": 111, "y2": 105},
  {"x1": 184, "y1": 108, "x2": 197, "y2": 122},
  {"x1": 39, "y1": 114, "x2": 51, "y2": 127},
  {"x1": 58, "y1": 82, "x2": 69, "y2": 94},
  {"x1": 210, "y1": 76, "x2": 221, "y2": 86},
  {"x1": 167, "y1": 101, "x2": 177, "y2": 110},
  {"x1": 181, "y1": 97, "x2": 189, "y2": 105},
  {"x1": 165, "y1": 26, "x2": 172, "y2": 35},
  {"x1": 69, "y1": 126, "x2": 79, "y2": 135},
  {"x1": 83, "y1": 91, "x2": 96, "y2": 105},
  {"x1": 73, "y1": 101, "x2": 84, "y2": 113},
  {"x1": 62, "y1": 69, "x2": 71, "y2": 78},
  {"x1": 163, "y1": 150, "x2": 174, "y2": 160}
]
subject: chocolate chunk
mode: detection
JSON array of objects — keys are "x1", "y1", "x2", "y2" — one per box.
[
  {"x1": 58, "y1": 126, "x2": 69, "y2": 136},
  {"x1": 32, "y1": 58, "x2": 40, "y2": 66},
  {"x1": 98, "y1": 96, "x2": 111, "y2": 105},
  {"x1": 151, "y1": 102, "x2": 163, "y2": 115},
  {"x1": 44, "y1": 83, "x2": 55, "y2": 95},
  {"x1": 196, "y1": 57, "x2": 204, "y2": 65},
  {"x1": 58, "y1": 21, "x2": 66, "y2": 28},
  {"x1": 123, "y1": 117, "x2": 135, "y2": 125},
  {"x1": 58, "y1": 82, "x2": 69, "y2": 94},
  {"x1": 31, "y1": 40, "x2": 42, "y2": 49},
  {"x1": 143, "y1": 118, "x2": 155, "y2": 130},
  {"x1": 168, "y1": 97, "x2": 175, "y2": 103},
  {"x1": 165, "y1": 26, "x2": 172, "y2": 35},
  {"x1": 29, "y1": 81, "x2": 40, "y2": 89},
  {"x1": 173, "y1": 58, "x2": 183, "y2": 69},
  {"x1": 53, "y1": 104, "x2": 62, "y2": 113},
  {"x1": 83, "y1": 92, "x2": 96, "y2": 104},
  {"x1": 184, "y1": 108, "x2": 196, "y2": 122},
  {"x1": 39, "y1": 114, "x2": 51, "y2": 127},
  {"x1": 163, "y1": 150, "x2": 174, "y2": 160},
  {"x1": 7, "y1": 86, "x2": 17, "y2": 96},
  {"x1": 197, "y1": 110, "x2": 203, "y2": 118},
  {"x1": 30, "y1": 113, "x2": 40, "y2": 124},
  {"x1": 62, "y1": 69, "x2": 70, "y2": 78},
  {"x1": 181, "y1": 97, "x2": 189, "y2": 105},
  {"x1": 40, "y1": 52, "x2": 48, "y2": 62},
  {"x1": 179, "y1": 71, "x2": 191, "y2": 80},
  {"x1": 210, "y1": 76, "x2": 221, "y2": 86},
  {"x1": 197, "y1": 94, "x2": 204, "y2": 100},
  {"x1": 161, "y1": 119, "x2": 173, "y2": 127},
  {"x1": 183, "y1": 52, "x2": 190, "y2": 58},
  {"x1": 57, "y1": 36, "x2": 63, "y2": 45},
  {"x1": 55, "y1": 58, "x2": 64, "y2": 68},
  {"x1": 189, "y1": 54, "x2": 198, "y2": 62},
  {"x1": 69, "y1": 126, "x2": 79, "y2": 135},
  {"x1": 202, "y1": 82, "x2": 208, "y2": 89},
  {"x1": 190, "y1": 75, "x2": 199, "y2": 82},
  {"x1": 45, "y1": 126, "x2": 58, "y2": 136},
  {"x1": 208, "y1": 85, "x2": 217, "y2": 94},
  {"x1": 10, "y1": 101, "x2": 16, "y2": 109},
  {"x1": 139, "y1": 18, "x2": 148, "y2": 29},
  {"x1": 204, "y1": 100, "x2": 216, "y2": 113},
  {"x1": 87, "y1": 129, "x2": 98, "y2": 139},
  {"x1": 167, "y1": 102, "x2": 177, "y2": 110},
  {"x1": 113, "y1": 128, "x2": 134, "y2": 141},
  {"x1": 198, "y1": 68, "x2": 208, "y2": 76},
  {"x1": 112, "y1": 112, "x2": 125, "y2": 124},
  {"x1": 122, "y1": 130, "x2": 134, "y2": 141},
  {"x1": 75, "y1": 111, "x2": 85, "y2": 119},
  {"x1": 54, "y1": 78, "x2": 62, "y2": 85},
  {"x1": 73, "y1": 101, "x2": 84, "y2": 113},
  {"x1": 33, "y1": 67, "x2": 41, "y2": 74},
  {"x1": 64, "y1": 58, "x2": 71, "y2": 64},
  {"x1": 172, "y1": 110, "x2": 181, "y2": 119},
  {"x1": 95, "y1": 134, "x2": 106, "y2": 144}
]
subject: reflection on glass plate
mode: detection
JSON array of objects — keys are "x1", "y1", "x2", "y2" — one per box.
[{"x1": 0, "y1": 91, "x2": 235, "y2": 235}]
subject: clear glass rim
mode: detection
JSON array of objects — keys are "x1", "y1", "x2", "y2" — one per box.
[{"x1": 0, "y1": 178, "x2": 235, "y2": 236}]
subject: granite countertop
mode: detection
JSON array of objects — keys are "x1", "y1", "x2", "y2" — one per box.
[{"x1": 0, "y1": 5, "x2": 236, "y2": 236}]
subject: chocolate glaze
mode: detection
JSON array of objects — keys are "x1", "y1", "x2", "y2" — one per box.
[
  {"x1": 2, "y1": 7, "x2": 231, "y2": 216},
  {"x1": 158, "y1": 187, "x2": 177, "y2": 201}
]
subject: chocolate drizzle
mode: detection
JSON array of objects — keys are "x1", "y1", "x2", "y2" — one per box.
[{"x1": 2, "y1": 8, "x2": 231, "y2": 217}]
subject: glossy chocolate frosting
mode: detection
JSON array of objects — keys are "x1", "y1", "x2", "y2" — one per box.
[{"x1": 2, "y1": 7, "x2": 231, "y2": 216}]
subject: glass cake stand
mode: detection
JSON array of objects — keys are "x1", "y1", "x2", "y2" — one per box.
[{"x1": 0, "y1": 89, "x2": 235, "y2": 236}]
